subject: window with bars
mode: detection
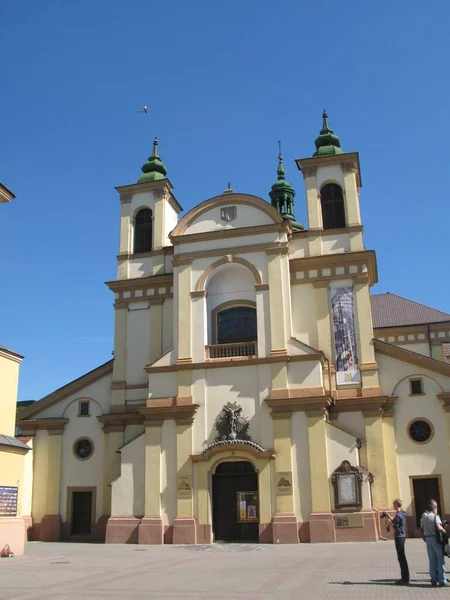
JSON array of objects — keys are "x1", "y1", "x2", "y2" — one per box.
[
  {"x1": 320, "y1": 183, "x2": 346, "y2": 230},
  {"x1": 134, "y1": 208, "x2": 153, "y2": 253}
]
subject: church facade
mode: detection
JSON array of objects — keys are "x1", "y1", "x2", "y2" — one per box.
[{"x1": 18, "y1": 114, "x2": 450, "y2": 544}]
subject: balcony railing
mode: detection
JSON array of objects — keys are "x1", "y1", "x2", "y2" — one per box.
[{"x1": 206, "y1": 341, "x2": 257, "y2": 360}]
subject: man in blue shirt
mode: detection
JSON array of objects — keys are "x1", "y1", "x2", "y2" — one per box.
[{"x1": 384, "y1": 499, "x2": 410, "y2": 585}]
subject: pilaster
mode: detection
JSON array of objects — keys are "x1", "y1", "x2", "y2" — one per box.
[
  {"x1": 364, "y1": 411, "x2": 389, "y2": 509},
  {"x1": 112, "y1": 306, "x2": 127, "y2": 406},
  {"x1": 149, "y1": 300, "x2": 164, "y2": 364},
  {"x1": 342, "y1": 161, "x2": 361, "y2": 226},
  {"x1": 382, "y1": 415, "x2": 400, "y2": 501},
  {"x1": 272, "y1": 414, "x2": 298, "y2": 543},
  {"x1": 267, "y1": 248, "x2": 288, "y2": 355},
  {"x1": 173, "y1": 420, "x2": 196, "y2": 544},
  {"x1": 118, "y1": 196, "x2": 132, "y2": 255},
  {"x1": 138, "y1": 421, "x2": 164, "y2": 544},
  {"x1": 307, "y1": 410, "x2": 335, "y2": 543},
  {"x1": 314, "y1": 281, "x2": 332, "y2": 361},
  {"x1": 176, "y1": 259, "x2": 192, "y2": 364}
]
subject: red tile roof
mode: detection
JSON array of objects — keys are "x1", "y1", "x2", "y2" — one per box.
[{"x1": 371, "y1": 293, "x2": 450, "y2": 329}]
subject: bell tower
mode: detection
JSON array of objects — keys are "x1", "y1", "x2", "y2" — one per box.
[{"x1": 296, "y1": 111, "x2": 363, "y2": 255}]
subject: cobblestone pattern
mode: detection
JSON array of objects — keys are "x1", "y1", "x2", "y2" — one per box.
[{"x1": 0, "y1": 539, "x2": 447, "y2": 600}]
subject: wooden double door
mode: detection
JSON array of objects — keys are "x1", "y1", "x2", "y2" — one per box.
[
  {"x1": 212, "y1": 461, "x2": 259, "y2": 543},
  {"x1": 70, "y1": 490, "x2": 93, "y2": 536},
  {"x1": 412, "y1": 477, "x2": 442, "y2": 527}
]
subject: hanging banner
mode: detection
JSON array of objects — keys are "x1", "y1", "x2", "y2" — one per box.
[{"x1": 330, "y1": 286, "x2": 360, "y2": 385}]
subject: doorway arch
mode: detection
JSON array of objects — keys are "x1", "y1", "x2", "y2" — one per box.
[{"x1": 212, "y1": 460, "x2": 258, "y2": 542}]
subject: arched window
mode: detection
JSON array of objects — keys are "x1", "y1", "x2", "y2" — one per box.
[
  {"x1": 134, "y1": 208, "x2": 152, "y2": 253},
  {"x1": 216, "y1": 306, "x2": 257, "y2": 344},
  {"x1": 320, "y1": 184, "x2": 346, "y2": 230}
]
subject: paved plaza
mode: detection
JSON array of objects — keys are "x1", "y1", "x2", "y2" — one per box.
[{"x1": 0, "y1": 539, "x2": 449, "y2": 599}]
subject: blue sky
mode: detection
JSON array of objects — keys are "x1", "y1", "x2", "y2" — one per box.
[{"x1": 1, "y1": 1, "x2": 449, "y2": 400}]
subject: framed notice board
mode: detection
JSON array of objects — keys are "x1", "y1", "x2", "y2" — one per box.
[
  {"x1": 0, "y1": 486, "x2": 18, "y2": 517},
  {"x1": 236, "y1": 491, "x2": 258, "y2": 523}
]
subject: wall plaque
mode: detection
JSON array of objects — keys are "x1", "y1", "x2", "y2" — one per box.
[
  {"x1": 331, "y1": 461, "x2": 363, "y2": 509},
  {"x1": 0, "y1": 486, "x2": 18, "y2": 517},
  {"x1": 177, "y1": 476, "x2": 192, "y2": 499},
  {"x1": 276, "y1": 472, "x2": 293, "y2": 496},
  {"x1": 335, "y1": 513, "x2": 364, "y2": 528}
]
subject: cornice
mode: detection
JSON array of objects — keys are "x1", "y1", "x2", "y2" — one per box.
[
  {"x1": 170, "y1": 222, "x2": 289, "y2": 246},
  {"x1": 374, "y1": 339, "x2": 450, "y2": 376},
  {"x1": 295, "y1": 152, "x2": 362, "y2": 188},
  {"x1": 18, "y1": 418, "x2": 69, "y2": 434},
  {"x1": 289, "y1": 249, "x2": 378, "y2": 286}
]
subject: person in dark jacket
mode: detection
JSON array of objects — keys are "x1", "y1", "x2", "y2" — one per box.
[{"x1": 384, "y1": 499, "x2": 410, "y2": 585}]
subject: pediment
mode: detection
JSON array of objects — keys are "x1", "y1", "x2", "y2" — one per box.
[{"x1": 170, "y1": 193, "x2": 284, "y2": 238}]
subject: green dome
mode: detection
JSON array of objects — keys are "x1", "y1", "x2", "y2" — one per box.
[
  {"x1": 313, "y1": 110, "x2": 344, "y2": 157},
  {"x1": 138, "y1": 137, "x2": 168, "y2": 183},
  {"x1": 269, "y1": 147, "x2": 303, "y2": 230}
]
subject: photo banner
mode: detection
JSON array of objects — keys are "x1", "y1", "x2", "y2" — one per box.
[{"x1": 330, "y1": 286, "x2": 360, "y2": 385}]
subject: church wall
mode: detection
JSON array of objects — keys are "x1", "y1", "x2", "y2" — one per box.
[
  {"x1": 322, "y1": 234, "x2": 350, "y2": 254},
  {"x1": 184, "y1": 204, "x2": 275, "y2": 235},
  {"x1": 325, "y1": 423, "x2": 371, "y2": 511},
  {"x1": 335, "y1": 412, "x2": 366, "y2": 441},
  {"x1": 288, "y1": 236, "x2": 309, "y2": 259},
  {"x1": 59, "y1": 398, "x2": 105, "y2": 523},
  {"x1": 395, "y1": 342, "x2": 431, "y2": 356},
  {"x1": 376, "y1": 353, "x2": 450, "y2": 523},
  {"x1": 148, "y1": 372, "x2": 177, "y2": 398},
  {"x1": 125, "y1": 303, "x2": 150, "y2": 385},
  {"x1": 21, "y1": 439, "x2": 34, "y2": 518},
  {"x1": 290, "y1": 283, "x2": 319, "y2": 349},
  {"x1": 316, "y1": 165, "x2": 345, "y2": 189},
  {"x1": 128, "y1": 256, "x2": 167, "y2": 279},
  {"x1": 111, "y1": 433, "x2": 145, "y2": 517},
  {"x1": 287, "y1": 360, "x2": 322, "y2": 389}
]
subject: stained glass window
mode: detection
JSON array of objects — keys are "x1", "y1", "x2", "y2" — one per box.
[{"x1": 217, "y1": 307, "x2": 257, "y2": 344}]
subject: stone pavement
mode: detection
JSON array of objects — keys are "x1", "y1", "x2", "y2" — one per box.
[{"x1": 0, "y1": 539, "x2": 448, "y2": 600}]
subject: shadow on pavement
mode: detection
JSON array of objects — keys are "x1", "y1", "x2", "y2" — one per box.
[{"x1": 330, "y1": 579, "x2": 431, "y2": 588}]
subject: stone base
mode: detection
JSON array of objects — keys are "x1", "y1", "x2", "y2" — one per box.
[
  {"x1": 258, "y1": 523, "x2": 272, "y2": 543},
  {"x1": 39, "y1": 514, "x2": 61, "y2": 542},
  {"x1": 173, "y1": 516, "x2": 197, "y2": 545},
  {"x1": 0, "y1": 517, "x2": 26, "y2": 556},
  {"x1": 272, "y1": 513, "x2": 299, "y2": 544},
  {"x1": 105, "y1": 517, "x2": 141, "y2": 544},
  {"x1": 138, "y1": 517, "x2": 164, "y2": 545},
  {"x1": 309, "y1": 512, "x2": 336, "y2": 543},
  {"x1": 22, "y1": 516, "x2": 33, "y2": 541},
  {"x1": 197, "y1": 524, "x2": 213, "y2": 544},
  {"x1": 334, "y1": 511, "x2": 379, "y2": 542}
]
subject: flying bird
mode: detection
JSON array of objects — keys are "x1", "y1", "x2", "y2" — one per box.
[{"x1": 138, "y1": 106, "x2": 148, "y2": 114}]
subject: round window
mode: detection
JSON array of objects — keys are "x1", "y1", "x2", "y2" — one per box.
[
  {"x1": 408, "y1": 420, "x2": 433, "y2": 444},
  {"x1": 73, "y1": 438, "x2": 94, "y2": 460}
]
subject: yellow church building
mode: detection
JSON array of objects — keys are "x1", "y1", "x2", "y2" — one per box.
[
  {"x1": 18, "y1": 113, "x2": 450, "y2": 544},
  {"x1": 0, "y1": 182, "x2": 32, "y2": 556}
]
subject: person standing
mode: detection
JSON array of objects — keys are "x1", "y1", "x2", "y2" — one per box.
[
  {"x1": 420, "y1": 499, "x2": 449, "y2": 587},
  {"x1": 384, "y1": 499, "x2": 410, "y2": 585}
]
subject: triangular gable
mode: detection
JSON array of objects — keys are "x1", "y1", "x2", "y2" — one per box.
[{"x1": 18, "y1": 359, "x2": 113, "y2": 420}]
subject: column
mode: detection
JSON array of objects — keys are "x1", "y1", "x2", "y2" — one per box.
[
  {"x1": 176, "y1": 259, "x2": 192, "y2": 364},
  {"x1": 40, "y1": 431, "x2": 63, "y2": 541},
  {"x1": 138, "y1": 421, "x2": 164, "y2": 544},
  {"x1": 272, "y1": 414, "x2": 298, "y2": 543},
  {"x1": 266, "y1": 249, "x2": 288, "y2": 356},
  {"x1": 364, "y1": 411, "x2": 389, "y2": 509},
  {"x1": 303, "y1": 168, "x2": 321, "y2": 230},
  {"x1": 149, "y1": 300, "x2": 163, "y2": 364},
  {"x1": 173, "y1": 421, "x2": 196, "y2": 544},
  {"x1": 111, "y1": 306, "x2": 127, "y2": 407},
  {"x1": 153, "y1": 192, "x2": 165, "y2": 250},
  {"x1": 307, "y1": 410, "x2": 335, "y2": 543}
]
